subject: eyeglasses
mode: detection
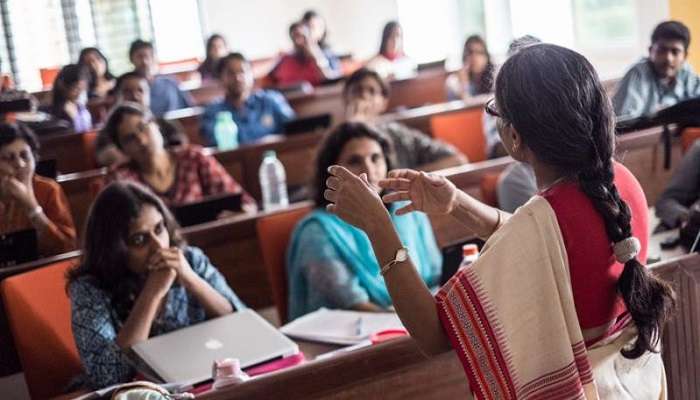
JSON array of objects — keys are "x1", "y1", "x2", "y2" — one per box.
[{"x1": 484, "y1": 98, "x2": 501, "y2": 118}]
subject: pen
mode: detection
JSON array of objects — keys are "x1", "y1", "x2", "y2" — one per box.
[{"x1": 315, "y1": 340, "x2": 373, "y2": 361}]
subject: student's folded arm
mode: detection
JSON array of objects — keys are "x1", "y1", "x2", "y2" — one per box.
[{"x1": 612, "y1": 68, "x2": 649, "y2": 118}]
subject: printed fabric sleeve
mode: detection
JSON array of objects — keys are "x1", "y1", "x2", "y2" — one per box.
[
  {"x1": 185, "y1": 246, "x2": 246, "y2": 311},
  {"x1": 655, "y1": 140, "x2": 700, "y2": 227},
  {"x1": 296, "y1": 221, "x2": 370, "y2": 309},
  {"x1": 195, "y1": 149, "x2": 256, "y2": 207},
  {"x1": 69, "y1": 279, "x2": 135, "y2": 389}
]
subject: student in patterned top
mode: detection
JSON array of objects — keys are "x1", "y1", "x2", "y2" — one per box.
[
  {"x1": 344, "y1": 68, "x2": 466, "y2": 171},
  {"x1": 68, "y1": 181, "x2": 245, "y2": 389},
  {"x1": 0, "y1": 122, "x2": 76, "y2": 256},
  {"x1": 104, "y1": 103, "x2": 256, "y2": 210}
]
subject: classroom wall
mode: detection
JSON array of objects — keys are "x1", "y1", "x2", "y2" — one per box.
[
  {"x1": 199, "y1": 0, "x2": 399, "y2": 61},
  {"x1": 669, "y1": 0, "x2": 700, "y2": 69}
]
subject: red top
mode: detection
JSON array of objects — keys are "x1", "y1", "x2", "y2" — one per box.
[
  {"x1": 108, "y1": 145, "x2": 255, "y2": 207},
  {"x1": 542, "y1": 162, "x2": 648, "y2": 329},
  {"x1": 270, "y1": 54, "x2": 324, "y2": 86}
]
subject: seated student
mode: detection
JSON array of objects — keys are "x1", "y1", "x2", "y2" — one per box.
[
  {"x1": 104, "y1": 103, "x2": 256, "y2": 211},
  {"x1": 301, "y1": 10, "x2": 333, "y2": 54},
  {"x1": 198, "y1": 34, "x2": 229, "y2": 82},
  {"x1": 96, "y1": 72, "x2": 188, "y2": 167},
  {"x1": 0, "y1": 123, "x2": 76, "y2": 256},
  {"x1": 129, "y1": 39, "x2": 193, "y2": 117},
  {"x1": 267, "y1": 22, "x2": 341, "y2": 87},
  {"x1": 78, "y1": 47, "x2": 115, "y2": 99},
  {"x1": 613, "y1": 20, "x2": 700, "y2": 119},
  {"x1": 44, "y1": 64, "x2": 92, "y2": 133},
  {"x1": 200, "y1": 53, "x2": 295, "y2": 147},
  {"x1": 445, "y1": 35, "x2": 495, "y2": 101},
  {"x1": 68, "y1": 181, "x2": 245, "y2": 389},
  {"x1": 344, "y1": 68, "x2": 466, "y2": 171},
  {"x1": 656, "y1": 140, "x2": 700, "y2": 229},
  {"x1": 366, "y1": 21, "x2": 417, "y2": 80},
  {"x1": 286, "y1": 122, "x2": 441, "y2": 320}
]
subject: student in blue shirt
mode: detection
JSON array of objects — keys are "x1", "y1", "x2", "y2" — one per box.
[
  {"x1": 129, "y1": 39, "x2": 193, "y2": 117},
  {"x1": 200, "y1": 52, "x2": 295, "y2": 147},
  {"x1": 613, "y1": 21, "x2": 700, "y2": 119}
]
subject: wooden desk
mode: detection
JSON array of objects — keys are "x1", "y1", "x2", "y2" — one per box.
[
  {"x1": 198, "y1": 337, "x2": 469, "y2": 400},
  {"x1": 39, "y1": 130, "x2": 98, "y2": 174},
  {"x1": 386, "y1": 68, "x2": 450, "y2": 112}
]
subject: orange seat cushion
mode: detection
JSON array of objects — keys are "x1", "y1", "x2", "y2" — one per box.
[
  {"x1": 256, "y1": 206, "x2": 312, "y2": 324},
  {"x1": 430, "y1": 109, "x2": 486, "y2": 162}
]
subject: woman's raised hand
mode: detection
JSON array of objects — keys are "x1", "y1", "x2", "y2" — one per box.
[
  {"x1": 324, "y1": 165, "x2": 391, "y2": 233},
  {"x1": 379, "y1": 169, "x2": 458, "y2": 216}
]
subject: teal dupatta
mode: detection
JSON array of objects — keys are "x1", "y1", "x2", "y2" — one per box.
[{"x1": 286, "y1": 204, "x2": 442, "y2": 320}]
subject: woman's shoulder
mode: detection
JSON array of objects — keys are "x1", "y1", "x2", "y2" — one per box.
[{"x1": 68, "y1": 274, "x2": 109, "y2": 305}]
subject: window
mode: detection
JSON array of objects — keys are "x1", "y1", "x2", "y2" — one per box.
[
  {"x1": 397, "y1": 0, "x2": 484, "y2": 64},
  {"x1": 149, "y1": 0, "x2": 203, "y2": 63},
  {"x1": 89, "y1": 0, "x2": 153, "y2": 76},
  {"x1": 7, "y1": 0, "x2": 70, "y2": 91},
  {"x1": 573, "y1": 0, "x2": 638, "y2": 48}
]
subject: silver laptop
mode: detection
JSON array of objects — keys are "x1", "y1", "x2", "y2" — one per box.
[{"x1": 131, "y1": 309, "x2": 299, "y2": 384}]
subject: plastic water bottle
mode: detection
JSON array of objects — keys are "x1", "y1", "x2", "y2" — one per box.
[
  {"x1": 459, "y1": 244, "x2": 479, "y2": 270},
  {"x1": 214, "y1": 111, "x2": 239, "y2": 150},
  {"x1": 259, "y1": 150, "x2": 289, "y2": 211}
]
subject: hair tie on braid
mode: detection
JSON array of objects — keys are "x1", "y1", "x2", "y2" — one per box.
[{"x1": 613, "y1": 236, "x2": 641, "y2": 263}]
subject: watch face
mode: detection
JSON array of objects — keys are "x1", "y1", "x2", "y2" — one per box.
[{"x1": 396, "y1": 248, "x2": 408, "y2": 262}]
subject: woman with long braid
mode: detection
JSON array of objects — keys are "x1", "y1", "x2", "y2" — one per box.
[{"x1": 323, "y1": 43, "x2": 674, "y2": 399}]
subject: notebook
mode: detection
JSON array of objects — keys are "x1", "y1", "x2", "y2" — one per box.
[
  {"x1": 172, "y1": 193, "x2": 243, "y2": 227},
  {"x1": 131, "y1": 309, "x2": 299, "y2": 385},
  {"x1": 0, "y1": 229, "x2": 38, "y2": 268},
  {"x1": 283, "y1": 114, "x2": 332, "y2": 136},
  {"x1": 280, "y1": 308, "x2": 404, "y2": 345}
]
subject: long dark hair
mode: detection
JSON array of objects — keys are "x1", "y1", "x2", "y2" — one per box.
[
  {"x1": 463, "y1": 35, "x2": 494, "y2": 95},
  {"x1": 78, "y1": 47, "x2": 115, "y2": 97},
  {"x1": 67, "y1": 181, "x2": 184, "y2": 321},
  {"x1": 312, "y1": 122, "x2": 396, "y2": 207},
  {"x1": 495, "y1": 44, "x2": 675, "y2": 359},
  {"x1": 379, "y1": 21, "x2": 401, "y2": 58},
  {"x1": 51, "y1": 64, "x2": 89, "y2": 108},
  {"x1": 200, "y1": 34, "x2": 227, "y2": 77}
]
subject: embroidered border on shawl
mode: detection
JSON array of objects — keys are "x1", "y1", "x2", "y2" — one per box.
[
  {"x1": 436, "y1": 267, "x2": 517, "y2": 400},
  {"x1": 516, "y1": 341, "x2": 590, "y2": 399}
]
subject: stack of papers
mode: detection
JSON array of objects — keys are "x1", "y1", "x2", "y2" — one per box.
[{"x1": 280, "y1": 308, "x2": 405, "y2": 345}]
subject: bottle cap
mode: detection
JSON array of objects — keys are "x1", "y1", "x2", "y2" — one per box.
[
  {"x1": 263, "y1": 150, "x2": 276, "y2": 159},
  {"x1": 462, "y1": 244, "x2": 479, "y2": 257}
]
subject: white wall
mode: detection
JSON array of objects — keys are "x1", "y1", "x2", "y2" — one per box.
[{"x1": 199, "y1": 0, "x2": 399, "y2": 60}]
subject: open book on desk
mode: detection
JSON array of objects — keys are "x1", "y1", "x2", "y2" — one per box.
[{"x1": 280, "y1": 308, "x2": 405, "y2": 345}]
